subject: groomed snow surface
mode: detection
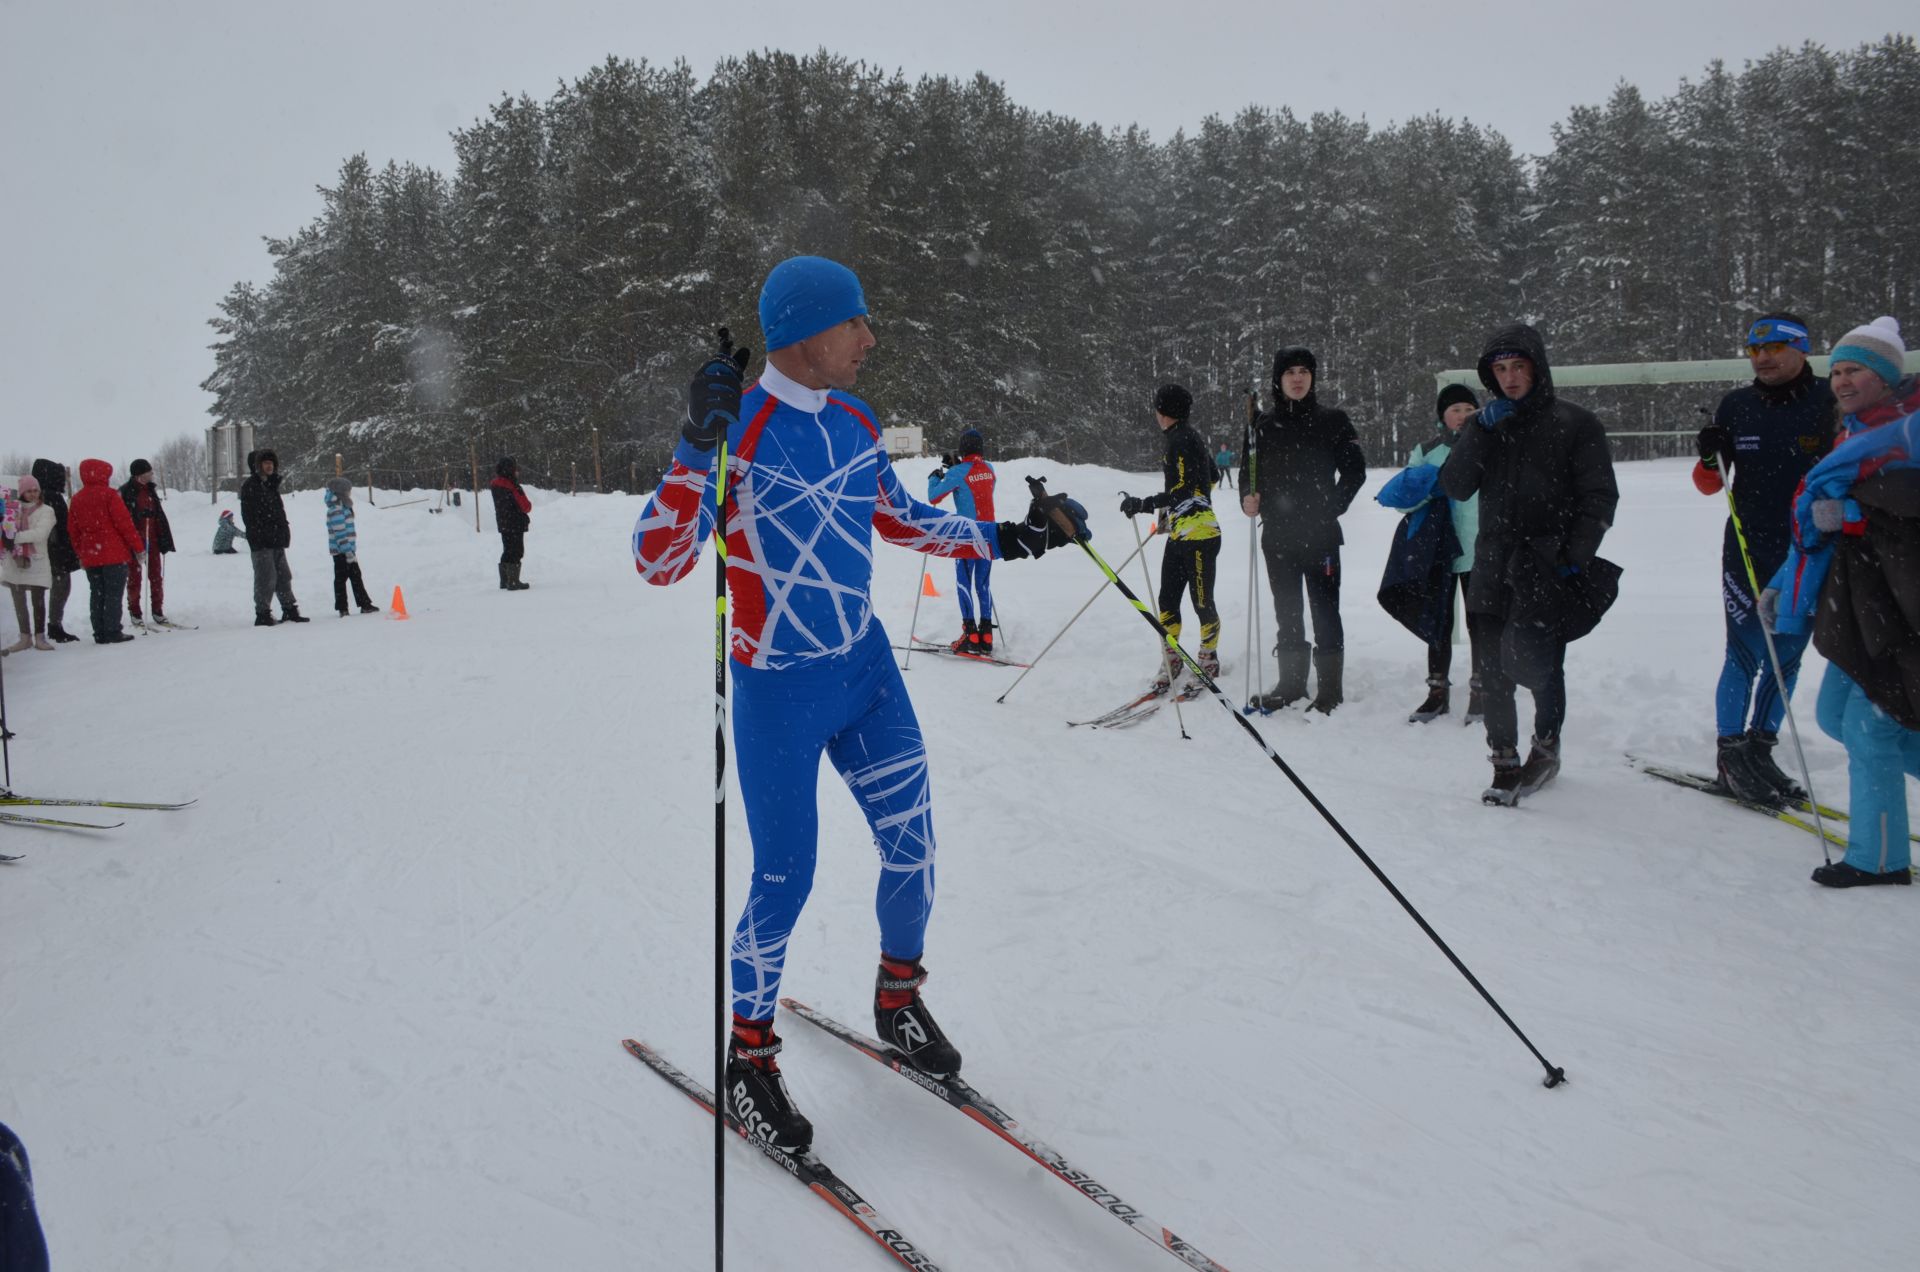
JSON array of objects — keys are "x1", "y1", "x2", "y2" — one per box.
[{"x1": 2, "y1": 458, "x2": 1914, "y2": 1271}]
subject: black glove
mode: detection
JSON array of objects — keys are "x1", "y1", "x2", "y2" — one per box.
[
  {"x1": 999, "y1": 493, "x2": 1090, "y2": 559},
  {"x1": 1696, "y1": 422, "x2": 1732, "y2": 470},
  {"x1": 941, "y1": 453, "x2": 959, "y2": 469},
  {"x1": 931, "y1": 467, "x2": 948, "y2": 483},
  {"x1": 1118, "y1": 494, "x2": 1150, "y2": 517},
  {"x1": 683, "y1": 327, "x2": 752, "y2": 453}
]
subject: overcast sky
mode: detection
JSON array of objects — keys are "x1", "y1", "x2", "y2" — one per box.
[{"x1": 3, "y1": 0, "x2": 1910, "y2": 467}]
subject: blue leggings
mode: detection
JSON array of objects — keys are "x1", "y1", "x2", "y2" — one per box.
[
  {"x1": 1816, "y1": 665, "x2": 1920, "y2": 874},
  {"x1": 955, "y1": 557, "x2": 993, "y2": 626},
  {"x1": 1715, "y1": 581, "x2": 1808, "y2": 736},
  {"x1": 729, "y1": 627, "x2": 937, "y2": 1020}
]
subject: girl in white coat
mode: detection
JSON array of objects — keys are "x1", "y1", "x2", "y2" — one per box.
[{"x1": 3, "y1": 475, "x2": 58, "y2": 652}]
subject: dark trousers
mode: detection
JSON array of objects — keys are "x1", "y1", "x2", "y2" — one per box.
[
  {"x1": 84, "y1": 563, "x2": 129, "y2": 639},
  {"x1": 499, "y1": 530, "x2": 525, "y2": 565},
  {"x1": 332, "y1": 555, "x2": 373, "y2": 612},
  {"x1": 47, "y1": 567, "x2": 72, "y2": 632},
  {"x1": 1157, "y1": 537, "x2": 1222, "y2": 650},
  {"x1": 1426, "y1": 571, "x2": 1486, "y2": 684},
  {"x1": 1262, "y1": 539, "x2": 1343, "y2": 656},
  {"x1": 1472, "y1": 610, "x2": 1566, "y2": 751}
]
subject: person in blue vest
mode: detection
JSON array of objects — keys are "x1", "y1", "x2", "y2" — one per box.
[
  {"x1": 632, "y1": 257, "x2": 1085, "y2": 1154},
  {"x1": 927, "y1": 428, "x2": 998, "y2": 653},
  {"x1": 1694, "y1": 313, "x2": 1834, "y2": 802}
]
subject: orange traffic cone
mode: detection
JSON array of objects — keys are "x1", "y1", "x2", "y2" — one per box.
[
  {"x1": 390, "y1": 585, "x2": 409, "y2": 620},
  {"x1": 920, "y1": 572, "x2": 941, "y2": 599}
]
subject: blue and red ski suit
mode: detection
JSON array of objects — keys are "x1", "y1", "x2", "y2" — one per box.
[
  {"x1": 927, "y1": 453, "x2": 997, "y2": 628},
  {"x1": 633, "y1": 364, "x2": 1002, "y2": 1020}
]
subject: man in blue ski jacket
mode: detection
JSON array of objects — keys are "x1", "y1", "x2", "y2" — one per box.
[
  {"x1": 926, "y1": 428, "x2": 998, "y2": 653},
  {"x1": 632, "y1": 256, "x2": 1084, "y2": 1154},
  {"x1": 1692, "y1": 313, "x2": 1834, "y2": 801}
]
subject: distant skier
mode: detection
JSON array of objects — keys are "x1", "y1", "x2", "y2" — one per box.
[
  {"x1": 1243, "y1": 347, "x2": 1366, "y2": 714},
  {"x1": 1440, "y1": 324, "x2": 1619, "y2": 805},
  {"x1": 1213, "y1": 445, "x2": 1234, "y2": 490},
  {"x1": 632, "y1": 255, "x2": 1083, "y2": 1156},
  {"x1": 1692, "y1": 313, "x2": 1834, "y2": 802},
  {"x1": 240, "y1": 449, "x2": 308, "y2": 625},
  {"x1": 1119, "y1": 383, "x2": 1223, "y2": 689},
  {"x1": 119, "y1": 458, "x2": 174, "y2": 627},
  {"x1": 926, "y1": 428, "x2": 997, "y2": 653},
  {"x1": 324, "y1": 477, "x2": 379, "y2": 615},
  {"x1": 211, "y1": 509, "x2": 247, "y2": 554},
  {"x1": 1764, "y1": 316, "x2": 1920, "y2": 887},
  {"x1": 1376, "y1": 384, "x2": 1483, "y2": 724},
  {"x1": 490, "y1": 457, "x2": 532, "y2": 591}
]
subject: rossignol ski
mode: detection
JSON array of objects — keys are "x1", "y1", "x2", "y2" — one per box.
[
  {"x1": 0, "y1": 795, "x2": 195, "y2": 811},
  {"x1": 0, "y1": 810, "x2": 124, "y2": 830},
  {"x1": 621, "y1": 1039, "x2": 945, "y2": 1271},
  {"x1": 1625, "y1": 756, "x2": 1917, "y2": 843},
  {"x1": 781, "y1": 999, "x2": 1236, "y2": 1272}
]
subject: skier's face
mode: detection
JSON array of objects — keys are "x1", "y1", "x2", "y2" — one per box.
[
  {"x1": 1154, "y1": 412, "x2": 1178, "y2": 431},
  {"x1": 1279, "y1": 366, "x2": 1312, "y2": 401},
  {"x1": 1746, "y1": 341, "x2": 1807, "y2": 387},
  {"x1": 794, "y1": 316, "x2": 876, "y2": 390},
  {"x1": 1490, "y1": 356, "x2": 1533, "y2": 401},
  {"x1": 1829, "y1": 361, "x2": 1891, "y2": 414}
]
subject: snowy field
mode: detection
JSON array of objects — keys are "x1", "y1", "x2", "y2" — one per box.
[{"x1": 2, "y1": 456, "x2": 1915, "y2": 1272}]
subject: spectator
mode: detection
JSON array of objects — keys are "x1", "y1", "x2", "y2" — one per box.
[
  {"x1": 324, "y1": 477, "x2": 378, "y2": 616},
  {"x1": 211, "y1": 509, "x2": 247, "y2": 554},
  {"x1": 491, "y1": 457, "x2": 532, "y2": 590},
  {"x1": 65, "y1": 457, "x2": 143, "y2": 644},
  {"x1": 28, "y1": 460, "x2": 80, "y2": 642},
  {"x1": 2, "y1": 475, "x2": 57, "y2": 653},
  {"x1": 1440, "y1": 324, "x2": 1620, "y2": 805},
  {"x1": 239, "y1": 449, "x2": 307, "y2": 626},
  {"x1": 119, "y1": 457, "x2": 175, "y2": 627},
  {"x1": 0, "y1": 1121, "x2": 50, "y2": 1272}
]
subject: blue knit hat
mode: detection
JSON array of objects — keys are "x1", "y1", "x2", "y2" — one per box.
[
  {"x1": 1829, "y1": 316, "x2": 1906, "y2": 390},
  {"x1": 758, "y1": 256, "x2": 868, "y2": 351}
]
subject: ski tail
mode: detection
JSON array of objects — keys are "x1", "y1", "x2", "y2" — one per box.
[{"x1": 0, "y1": 811, "x2": 125, "y2": 830}]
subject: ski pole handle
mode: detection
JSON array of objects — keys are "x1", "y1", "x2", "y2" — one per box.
[{"x1": 1024, "y1": 475, "x2": 1083, "y2": 541}]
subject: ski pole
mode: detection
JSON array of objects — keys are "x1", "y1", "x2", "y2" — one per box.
[
  {"x1": 1127, "y1": 508, "x2": 1187, "y2": 740},
  {"x1": 1242, "y1": 388, "x2": 1259, "y2": 711},
  {"x1": 902, "y1": 555, "x2": 931, "y2": 670},
  {"x1": 995, "y1": 524, "x2": 1158, "y2": 704},
  {"x1": 1706, "y1": 416, "x2": 1834, "y2": 861},
  {"x1": 1028, "y1": 475, "x2": 1567, "y2": 1088}
]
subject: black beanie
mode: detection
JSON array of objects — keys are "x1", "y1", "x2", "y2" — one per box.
[
  {"x1": 129, "y1": 458, "x2": 153, "y2": 477},
  {"x1": 1435, "y1": 383, "x2": 1478, "y2": 420},
  {"x1": 1273, "y1": 347, "x2": 1317, "y2": 390},
  {"x1": 1153, "y1": 384, "x2": 1192, "y2": 422},
  {"x1": 957, "y1": 428, "x2": 984, "y2": 456}
]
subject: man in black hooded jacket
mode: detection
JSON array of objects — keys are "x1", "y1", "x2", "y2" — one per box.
[
  {"x1": 239, "y1": 449, "x2": 308, "y2": 626},
  {"x1": 1242, "y1": 347, "x2": 1366, "y2": 712},
  {"x1": 1440, "y1": 324, "x2": 1618, "y2": 804}
]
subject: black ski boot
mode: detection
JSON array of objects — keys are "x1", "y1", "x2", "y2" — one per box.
[
  {"x1": 1482, "y1": 747, "x2": 1523, "y2": 806},
  {"x1": 725, "y1": 1018, "x2": 814, "y2": 1154},
  {"x1": 1515, "y1": 733, "x2": 1561, "y2": 798},
  {"x1": 1716, "y1": 734, "x2": 1782, "y2": 805},
  {"x1": 1744, "y1": 731, "x2": 1807, "y2": 802},
  {"x1": 1306, "y1": 649, "x2": 1344, "y2": 715},
  {"x1": 1409, "y1": 677, "x2": 1450, "y2": 723},
  {"x1": 1253, "y1": 643, "x2": 1311, "y2": 712},
  {"x1": 950, "y1": 619, "x2": 977, "y2": 654},
  {"x1": 874, "y1": 956, "x2": 962, "y2": 1079},
  {"x1": 1811, "y1": 861, "x2": 1912, "y2": 888},
  {"x1": 1462, "y1": 676, "x2": 1485, "y2": 727}
]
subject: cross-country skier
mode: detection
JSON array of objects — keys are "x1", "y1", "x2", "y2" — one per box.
[
  {"x1": 1119, "y1": 383, "x2": 1223, "y2": 689},
  {"x1": 1439, "y1": 324, "x2": 1619, "y2": 805},
  {"x1": 632, "y1": 256, "x2": 1084, "y2": 1155},
  {"x1": 926, "y1": 427, "x2": 998, "y2": 653},
  {"x1": 1692, "y1": 313, "x2": 1834, "y2": 803}
]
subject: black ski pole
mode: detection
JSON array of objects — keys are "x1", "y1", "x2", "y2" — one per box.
[{"x1": 1028, "y1": 475, "x2": 1567, "y2": 1088}]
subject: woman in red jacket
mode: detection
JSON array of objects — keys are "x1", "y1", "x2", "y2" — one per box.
[{"x1": 64, "y1": 458, "x2": 144, "y2": 643}]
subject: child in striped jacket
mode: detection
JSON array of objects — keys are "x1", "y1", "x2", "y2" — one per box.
[{"x1": 324, "y1": 477, "x2": 378, "y2": 615}]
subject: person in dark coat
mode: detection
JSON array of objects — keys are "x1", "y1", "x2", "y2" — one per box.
[
  {"x1": 1440, "y1": 323, "x2": 1620, "y2": 805},
  {"x1": 28, "y1": 459, "x2": 80, "y2": 642},
  {"x1": 1242, "y1": 347, "x2": 1366, "y2": 713},
  {"x1": 490, "y1": 456, "x2": 532, "y2": 590},
  {"x1": 0, "y1": 1121, "x2": 50, "y2": 1272},
  {"x1": 119, "y1": 457, "x2": 176, "y2": 625},
  {"x1": 239, "y1": 449, "x2": 307, "y2": 626}
]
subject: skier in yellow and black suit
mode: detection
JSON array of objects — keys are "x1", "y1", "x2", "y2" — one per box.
[{"x1": 1120, "y1": 383, "x2": 1223, "y2": 690}]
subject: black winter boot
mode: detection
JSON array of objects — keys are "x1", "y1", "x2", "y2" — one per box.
[
  {"x1": 1716, "y1": 734, "x2": 1782, "y2": 805},
  {"x1": 255, "y1": 610, "x2": 277, "y2": 627},
  {"x1": 874, "y1": 956, "x2": 962, "y2": 1079},
  {"x1": 498, "y1": 563, "x2": 512, "y2": 591},
  {"x1": 1811, "y1": 861, "x2": 1912, "y2": 888},
  {"x1": 282, "y1": 606, "x2": 310, "y2": 623},
  {"x1": 725, "y1": 1018, "x2": 814, "y2": 1154},
  {"x1": 1306, "y1": 649, "x2": 1344, "y2": 715},
  {"x1": 1516, "y1": 733, "x2": 1561, "y2": 798},
  {"x1": 1482, "y1": 747, "x2": 1524, "y2": 806},
  {"x1": 1253, "y1": 644, "x2": 1311, "y2": 712},
  {"x1": 47, "y1": 624, "x2": 79, "y2": 644},
  {"x1": 1744, "y1": 731, "x2": 1807, "y2": 802},
  {"x1": 508, "y1": 562, "x2": 531, "y2": 591},
  {"x1": 1409, "y1": 676, "x2": 1450, "y2": 723}
]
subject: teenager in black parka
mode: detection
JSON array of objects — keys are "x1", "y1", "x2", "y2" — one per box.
[
  {"x1": 28, "y1": 459, "x2": 81, "y2": 642},
  {"x1": 1242, "y1": 347, "x2": 1366, "y2": 713}
]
